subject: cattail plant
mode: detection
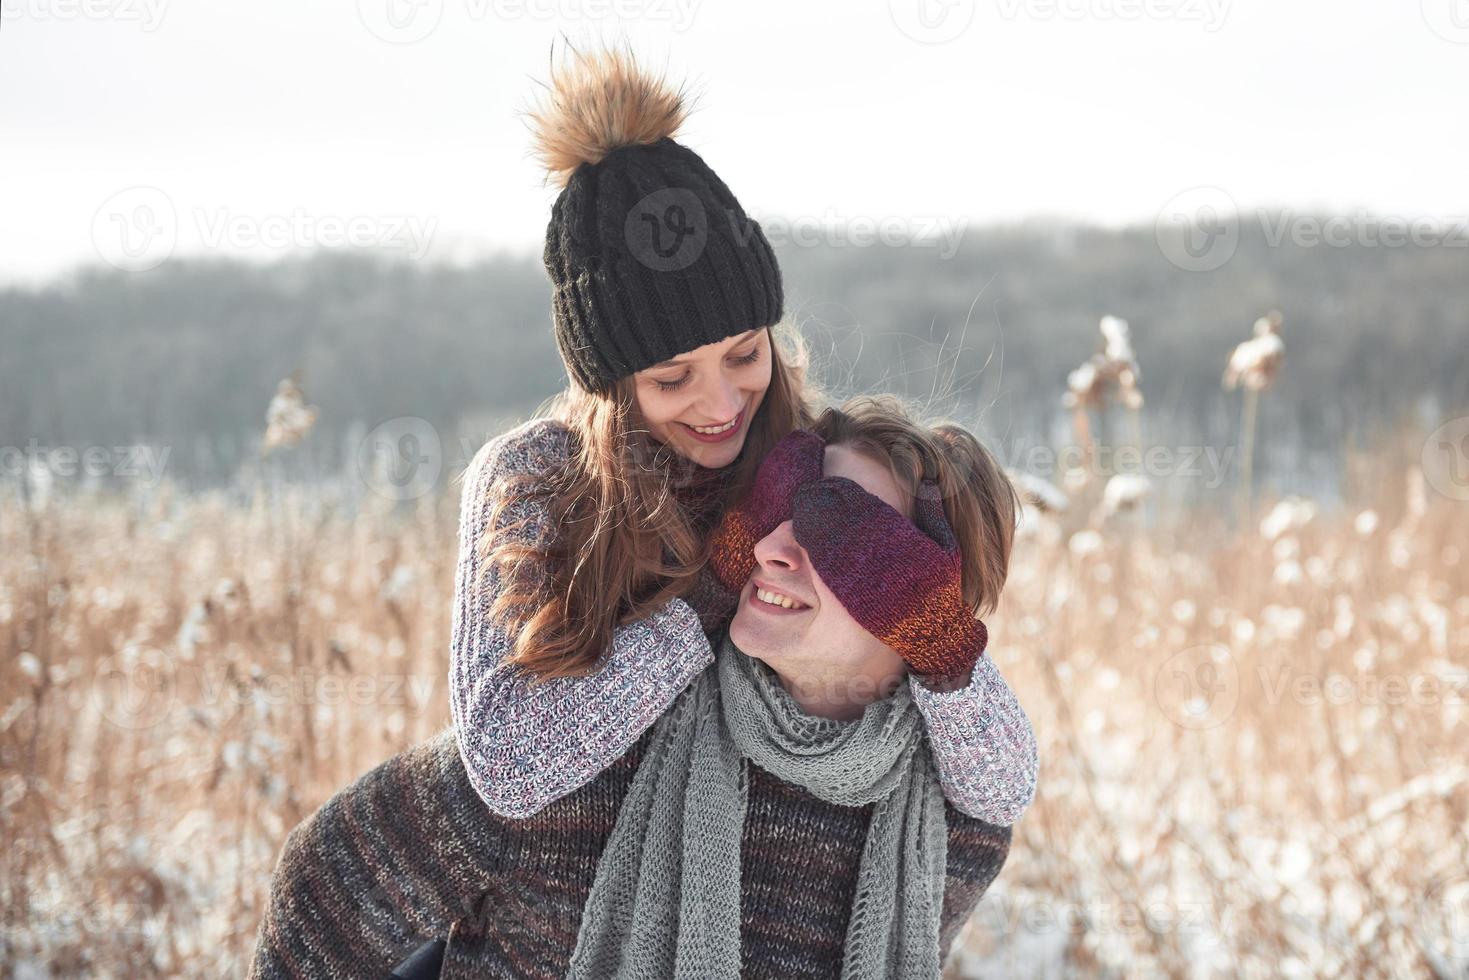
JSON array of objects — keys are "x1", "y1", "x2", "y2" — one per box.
[
  {"x1": 1096, "y1": 472, "x2": 1152, "y2": 523},
  {"x1": 1258, "y1": 494, "x2": 1316, "y2": 540},
  {"x1": 1061, "y1": 359, "x2": 1103, "y2": 495},
  {"x1": 1011, "y1": 471, "x2": 1070, "y2": 516},
  {"x1": 1010, "y1": 470, "x2": 1070, "y2": 543},
  {"x1": 262, "y1": 374, "x2": 318, "y2": 453},
  {"x1": 1062, "y1": 315, "x2": 1146, "y2": 493},
  {"x1": 1223, "y1": 310, "x2": 1285, "y2": 522},
  {"x1": 1098, "y1": 315, "x2": 1145, "y2": 439},
  {"x1": 4, "y1": 427, "x2": 1465, "y2": 976}
]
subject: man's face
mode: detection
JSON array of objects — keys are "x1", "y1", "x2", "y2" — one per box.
[{"x1": 728, "y1": 443, "x2": 912, "y2": 704}]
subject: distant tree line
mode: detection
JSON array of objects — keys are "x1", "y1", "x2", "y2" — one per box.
[{"x1": 3, "y1": 218, "x2": 1465, "y2": 498}]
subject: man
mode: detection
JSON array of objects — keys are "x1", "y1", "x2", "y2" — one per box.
[{"x1": 248, "y1": 403, "x2": 1031, "y2": 979}]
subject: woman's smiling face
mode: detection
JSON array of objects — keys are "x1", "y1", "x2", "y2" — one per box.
[{"x1": 633, "y1": 327, "x2": 773, "y2": 469}]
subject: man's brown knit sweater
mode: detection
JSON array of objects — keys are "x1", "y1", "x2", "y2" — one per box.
[{"x1": 249, "y1": 721, "x2": 1010, "y2": 978}]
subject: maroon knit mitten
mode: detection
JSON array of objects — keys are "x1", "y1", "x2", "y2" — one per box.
[
  {"x1": 683, "y1": 561, "x2": 744, "y2": 635},
  {"x1": 790, "y1": 475, "x2": 987, "y2": 681},
  {"x1": 703, "y1": 429, "x2": 826, "y2": 614}
]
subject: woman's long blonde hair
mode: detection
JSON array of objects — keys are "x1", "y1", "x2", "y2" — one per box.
[{"x1": 480, "y1": 322, "x2": 821, "y2": 682}]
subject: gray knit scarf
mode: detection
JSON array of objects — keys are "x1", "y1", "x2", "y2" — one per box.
[{"x1": 565, "y1": 632, "x2": 949, "y2": 979}]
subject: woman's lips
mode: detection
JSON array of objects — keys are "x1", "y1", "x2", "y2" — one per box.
[{"x1": 679, "y1": 406, "x2": 746, "y2": 444}]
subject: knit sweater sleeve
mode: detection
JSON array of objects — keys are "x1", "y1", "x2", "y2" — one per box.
[
  {"x1": 910, "y1": 654, "x2": 1039, "y2": 826},
  {"x1": 449, "y1": 417, "x2": 715, "y2": 819}
]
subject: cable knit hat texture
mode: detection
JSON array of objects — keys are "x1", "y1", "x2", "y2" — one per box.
[{"x1": 527, "y1": 45, "x2": 784, "y2": 393}]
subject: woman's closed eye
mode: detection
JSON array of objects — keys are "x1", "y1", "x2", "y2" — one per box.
[{"x1": 653, "y1": 345, "x2": 763, "y2": 392}]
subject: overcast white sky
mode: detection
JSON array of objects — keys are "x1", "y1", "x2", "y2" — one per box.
[{"x1": 2, "y1": 0, "x2": 1467, "y2": 284}]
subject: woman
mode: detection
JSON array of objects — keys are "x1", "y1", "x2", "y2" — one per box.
[{"x1": 449, "y1": 42, "x2": 1037, "y2": 826}]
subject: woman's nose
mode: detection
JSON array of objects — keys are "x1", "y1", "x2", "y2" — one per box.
[
  {"x1": 753, "y1": 519, "x2": 804, "y2": 571},
  {"x1": 696, "y1": 375, "x2": 743, "y2": 421}
]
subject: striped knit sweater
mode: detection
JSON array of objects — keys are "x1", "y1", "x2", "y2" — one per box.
[
  {"x1": 449, "y1": 417, "x2": 1039, "y2": 825},
  {"x1": 248, "y1": 724, "x2": 1011, "y2": 978}
]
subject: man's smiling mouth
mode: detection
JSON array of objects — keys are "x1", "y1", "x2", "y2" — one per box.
[{"x1": 752, "y1": 580, "x2": 811, "y2": 611}]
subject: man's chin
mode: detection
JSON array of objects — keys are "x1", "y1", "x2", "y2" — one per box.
[{"x1": 728, "y1": 615, "x2": 780, "y2": 665}]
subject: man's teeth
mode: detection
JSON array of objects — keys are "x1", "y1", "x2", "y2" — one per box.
[
  {"x1": 689, "y1": 415, "x2": 738, "y2": 434},
  {"x1": 756, "y1": 587, "x2": 808, "y2": 610}
]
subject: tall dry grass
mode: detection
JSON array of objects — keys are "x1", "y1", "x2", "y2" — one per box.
[{"x1": 1, "y1": 433, "x2": 1466, "y2": 978}]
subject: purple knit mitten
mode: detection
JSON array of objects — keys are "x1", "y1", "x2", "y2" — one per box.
[
  {"x1": 702, "y1": 429, "x2": 827, "y2": 619},
  {"x1": 790, "y1": 475, "x2": 987, "y2": 681},
  {"x1": 683, "y1": 561, "x2": 743, "y2": 635}
]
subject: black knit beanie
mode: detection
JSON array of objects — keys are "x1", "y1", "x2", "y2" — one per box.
[{"x1": 529, "y1": 46, "x2": 784, "y2": 394}]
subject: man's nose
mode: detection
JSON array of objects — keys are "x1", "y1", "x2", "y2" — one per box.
[{"x1": 753, "y1": 519, "x2": 805, "y2": 571}]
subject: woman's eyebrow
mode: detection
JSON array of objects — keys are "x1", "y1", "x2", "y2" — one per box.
[{"x1": 648, "y1": 329, "x2": 761, "y2": 369}]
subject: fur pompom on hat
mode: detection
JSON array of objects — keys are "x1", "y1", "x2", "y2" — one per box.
[
  {"x1": 526, "y1": 44, "x2": 689, "y2": 189},
  {"x1": 526, "y1": 42, "x2": 784, "y2": 394}
]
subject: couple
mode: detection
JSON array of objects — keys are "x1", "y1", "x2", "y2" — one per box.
[{"x1": 248, "y1": 43, "x2": 1037, "y2": 979}]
